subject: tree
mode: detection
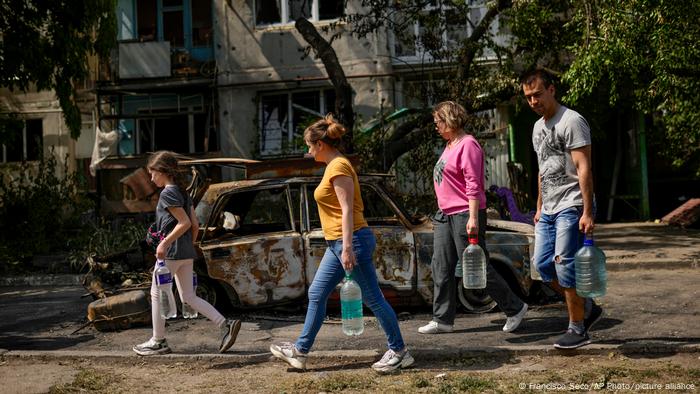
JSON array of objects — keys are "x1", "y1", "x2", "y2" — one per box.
[
  {"x1": 295, "y1": 17, "x2": 355, "y2": 152},
  {"x1": 0, "y1": 0, "x2": 116, "y2": 140},
  {"x1": 563, "y1": 0, "x2": 700, "y2": 174},
  {"x1": 296, "y1": 0, "x2": 700, "y2": 177},
  {"x1": 296, "y1": 0, "x2": 520, "y2": 171}
]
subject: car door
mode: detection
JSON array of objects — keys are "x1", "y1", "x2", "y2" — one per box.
[
  {"x1": 302, "y1": 182, "x2": 416, "y2": 293},
  {"x1": 198, "y1": 184, "x2": 306, "y2": 307},
  {"x1": 360, "y1": 183, "x2": 416, "y2": 292}
]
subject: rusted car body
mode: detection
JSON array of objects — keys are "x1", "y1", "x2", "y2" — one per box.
[{"x1": 184, "y1": 157, "x2": 536, "y2": 313}]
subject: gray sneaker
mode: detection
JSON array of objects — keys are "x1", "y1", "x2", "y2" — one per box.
[
  {"x1": 219, "y1": 319, "x2": 241, "y2": 353},
  {"x1": 133, "y1": 338, "x2": 171, "y2": 356},
  {"x1": 371, "y1": 348, "x2": 415, "y2": 373},
  {"x1": 270, "y1": 342, "x2": 307, "y2": 369}
]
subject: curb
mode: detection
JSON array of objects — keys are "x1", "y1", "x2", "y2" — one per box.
[{"x1": 2, "y1": 343, "x2": 698, "y2": 365}]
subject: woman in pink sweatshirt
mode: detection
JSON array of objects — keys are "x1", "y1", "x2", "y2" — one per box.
[{"x1": 418, "y1": 101, "x2": 528, "y2": 335}]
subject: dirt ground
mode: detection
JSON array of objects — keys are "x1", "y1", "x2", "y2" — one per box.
[{"x1": 1, "y1": 352, "x2": 698, "y2": 394}]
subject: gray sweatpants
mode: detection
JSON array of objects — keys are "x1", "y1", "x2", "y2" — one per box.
[{"x1": 431, "y1": 209, "x2": 525, "y2": 325}]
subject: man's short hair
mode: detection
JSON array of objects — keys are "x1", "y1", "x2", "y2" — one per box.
[{"x1": 520, "y1": 68, "x2": 556, "y2": 88}]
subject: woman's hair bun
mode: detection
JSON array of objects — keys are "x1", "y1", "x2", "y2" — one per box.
[{"x1": 324, "y1": 113, "x2": 346, "y2": 140}]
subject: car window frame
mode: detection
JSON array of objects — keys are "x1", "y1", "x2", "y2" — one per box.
[{"x1": 200, "y1": 183, "x2": 297, "y2": 244}]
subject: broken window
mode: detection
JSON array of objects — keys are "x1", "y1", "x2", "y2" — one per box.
[
  {"x1": 137, "y1": 0, "x2": 157, "y2": 41},
  {"x1": 2, "y1": 118, "x2": 42, "y2": 163},
  {"x1": 259, "y1": 89, "x2": 336, "y2": 156},
  {"x1": 212, "y1": 186, "x2": 293, "y2": 239},
  {"x1": 361, "y1": 184, "x2": 399, "y2": 225},
  {"x1": 132, "y1": 0, "x2": 212, "y2": 52},
  {"x1": 110, "y1": 92, "x2": 216, "y2": 155},
  {"x1": 255, "y1": 0, "x2": 343, "y2": 25},
  {"x1": 191, "y1": 0, "x2": 213, "y2": 46},
  {"x1": 391, "y1": 0, "x2": 499, "y2": 62},
  {"x1": 163, "y1": 10, "x2": 185, "y2": 47}
]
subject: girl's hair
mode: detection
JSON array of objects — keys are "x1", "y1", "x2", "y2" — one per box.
[
  {"x1": 303, "y1": 113, "x2": 347, "y2": 148},
  {"x1": 147, "y1": 150, "x2": 189, "y2": 194},
  {"x1": 433, "y1": 101, "x2": 468, "y2": 130}
]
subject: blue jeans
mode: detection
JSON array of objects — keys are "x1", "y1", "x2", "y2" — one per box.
[
  {"x1": 533, "y1": 206, "x2": 584, "y2": 289},
  {"x1": 295, "y1": 227, "x2": 405, "y2": 353}
]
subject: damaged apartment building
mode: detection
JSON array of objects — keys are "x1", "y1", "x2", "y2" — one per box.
[{"x1": 3, "y1": 0, "x2": 513, "y2": 216}]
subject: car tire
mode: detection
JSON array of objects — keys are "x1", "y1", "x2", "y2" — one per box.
[
  {"x1": 195, "y1": 275, "x2": 219, "y2": 307},
  {"x1": 457, "y1": 282, "x2": 497, "y2": 313}
]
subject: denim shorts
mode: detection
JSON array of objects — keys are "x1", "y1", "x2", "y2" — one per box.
[{"x1": 532, "y1": 206, "x2": 584, "y2": 288}]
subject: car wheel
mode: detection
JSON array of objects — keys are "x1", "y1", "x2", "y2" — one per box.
[
  {"x1": 457, "y1": 283, "x2": 497, "y2": 313},
  {"x1": 195, "y1": 275, "x2": 219, "y2": 307}
]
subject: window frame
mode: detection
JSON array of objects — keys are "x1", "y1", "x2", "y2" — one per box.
[
  {"x1": 254, "y1": 0, "x2": 343, "y2": 27},
  {"x1": 258, "y1": 88, "x2": 336, "y2": 156},
  {"x1": 390, "y1": 1, "x2": 496, "y2": 63},
  {"x1": 201, "y1": 184, "x2": 296, "y2": 244},
  {"x1": 1, "y1": 118, "x2": 43, "y2": 163}
]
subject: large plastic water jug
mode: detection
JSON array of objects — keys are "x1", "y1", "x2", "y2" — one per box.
[
  {"x1": 575, "y1": 236, "x2": 607, "y2": 298},
  {"x1": 462, "y1": 234, "x2": 487, "y2": 289},
  {"x1": 340, "y1": 271, "x2": 364, "y2": 336}
]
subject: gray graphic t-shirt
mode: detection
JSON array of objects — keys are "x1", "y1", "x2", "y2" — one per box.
[
  {"x1": 156, "y1": 185, "x2": 196, "y2": 260},
  {"x1": 532, "y1": 105, "x2": 591, "y2": 215}
]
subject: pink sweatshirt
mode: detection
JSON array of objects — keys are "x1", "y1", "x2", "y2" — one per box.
[{"x1": 433, "y1": 134, "x2": 487, "y2": 214}]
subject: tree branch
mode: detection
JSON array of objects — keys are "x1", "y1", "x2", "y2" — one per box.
[{"x1": 295, "y1": 18, "x2": 355, "y2": 152}]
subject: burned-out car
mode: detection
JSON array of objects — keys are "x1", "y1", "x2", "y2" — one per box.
[{"x1": 182, "y1": 157, "x2": 536, "y2": 313}]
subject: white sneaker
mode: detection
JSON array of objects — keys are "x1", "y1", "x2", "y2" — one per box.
[
  {"x1": 270, "y1": 342, "x2": 307, "y2": 369},
  {"x1": 418, "y1": 321, "x2": 453, "y2": 334},
  {"x1": 132, "y1": 338, "x2": 171, "y2": 356},
  {"x1": 502, "y1": 303, "x2": 528, "y2": 332},
  {"x1": 371, "y1": 348, "x2": 415, "y2": 373}
]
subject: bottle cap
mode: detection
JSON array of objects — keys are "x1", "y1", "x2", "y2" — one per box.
[{"x1": 468, "y1": 233, "x2": 478, "y2": 244}]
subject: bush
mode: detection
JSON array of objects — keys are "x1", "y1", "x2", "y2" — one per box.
[
  {"x1": 0, "y1": 153, "x2": 93, "y2": 273},
  {"x1": 67, "y1": 219, "x2": 146, "y2": 272}
]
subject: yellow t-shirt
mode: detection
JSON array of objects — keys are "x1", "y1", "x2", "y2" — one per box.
[{"x1": 314, "y1": 156, "x2": 368, "y2": 240}]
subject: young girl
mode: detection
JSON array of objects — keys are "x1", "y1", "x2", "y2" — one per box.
[
  {"x1": 269, "y1": 115, "x2": 413, "y2": 373},
  {"x1": 133, "y1": 150, "x2": 241, "y2": 356}
]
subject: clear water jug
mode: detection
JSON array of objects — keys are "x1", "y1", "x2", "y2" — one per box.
[
  {"x1": 182, "y1": 272, "x2": 198, "y2": 319},
  {"x1": 155, "y1": 260, "x2": 177, "y2": 319},
  {"x1": 340, "y1": 271, "x2": 364, "y2": 336},
  {"x1": 462, "y1": 233, "x2": 487, "y2": 289},
  {"x1": 575, "y1": 236, "x2": 607, "y2": 298}
]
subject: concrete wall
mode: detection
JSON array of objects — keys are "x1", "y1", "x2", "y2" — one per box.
[
  {"x1": 214, "y1": 0, "x2": 396, "y2": 160},
  {"x1": 1, "y1": 90, "x2": 97, "y2": 170}
]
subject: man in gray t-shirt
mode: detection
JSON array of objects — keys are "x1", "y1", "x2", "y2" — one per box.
[
  {"x1": 533, "y1": 104, "x2": 591, "y2": 215},
  {"x1": 521, "y1": 69, "x2": 602, "y2": 350}
]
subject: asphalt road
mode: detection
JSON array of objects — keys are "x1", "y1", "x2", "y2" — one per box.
[{"x1": 1, "y1": 268, "x2": 698, "y2": 358}]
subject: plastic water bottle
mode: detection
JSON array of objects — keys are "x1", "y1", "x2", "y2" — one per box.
[
  {"x1": 155, "y1": 260, "x2": 177, "y2": 319},
  {"x1": 462, "y1": 233, "x2": 487, "y2": 289},
  {"x1": 340, "y1": 271, "x2": 364, "y2": 336},
  {"x1": 182, "y1": 272, "x2": 198, "y2": 319},
  {"x1": 575, "y1": 236, "x2": 607, "y2": 298}
]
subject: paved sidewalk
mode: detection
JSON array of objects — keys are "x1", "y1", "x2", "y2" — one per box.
[
  {"x1": 1, "y1": 222, "x2": 698, "y2": 365},
  {"x1": 596, "y1": 222, "x2": 700, "y2": 269},
  {"x1": 1, "y1": 269, "x2": 698, "y2": 364}
]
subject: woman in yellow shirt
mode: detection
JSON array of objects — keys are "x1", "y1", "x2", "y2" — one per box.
[{"x1": 270, "y1": 114, "x2": 413, "y2": 373}]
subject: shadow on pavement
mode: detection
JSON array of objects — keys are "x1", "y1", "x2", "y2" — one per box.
[{"x1": 0, "y1": 334, "x2": 96, "y2": 350}]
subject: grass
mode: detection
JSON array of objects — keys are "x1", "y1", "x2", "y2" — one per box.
[{"x1": 49, "y1": 368, "x2": 121, "y2": 394}]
